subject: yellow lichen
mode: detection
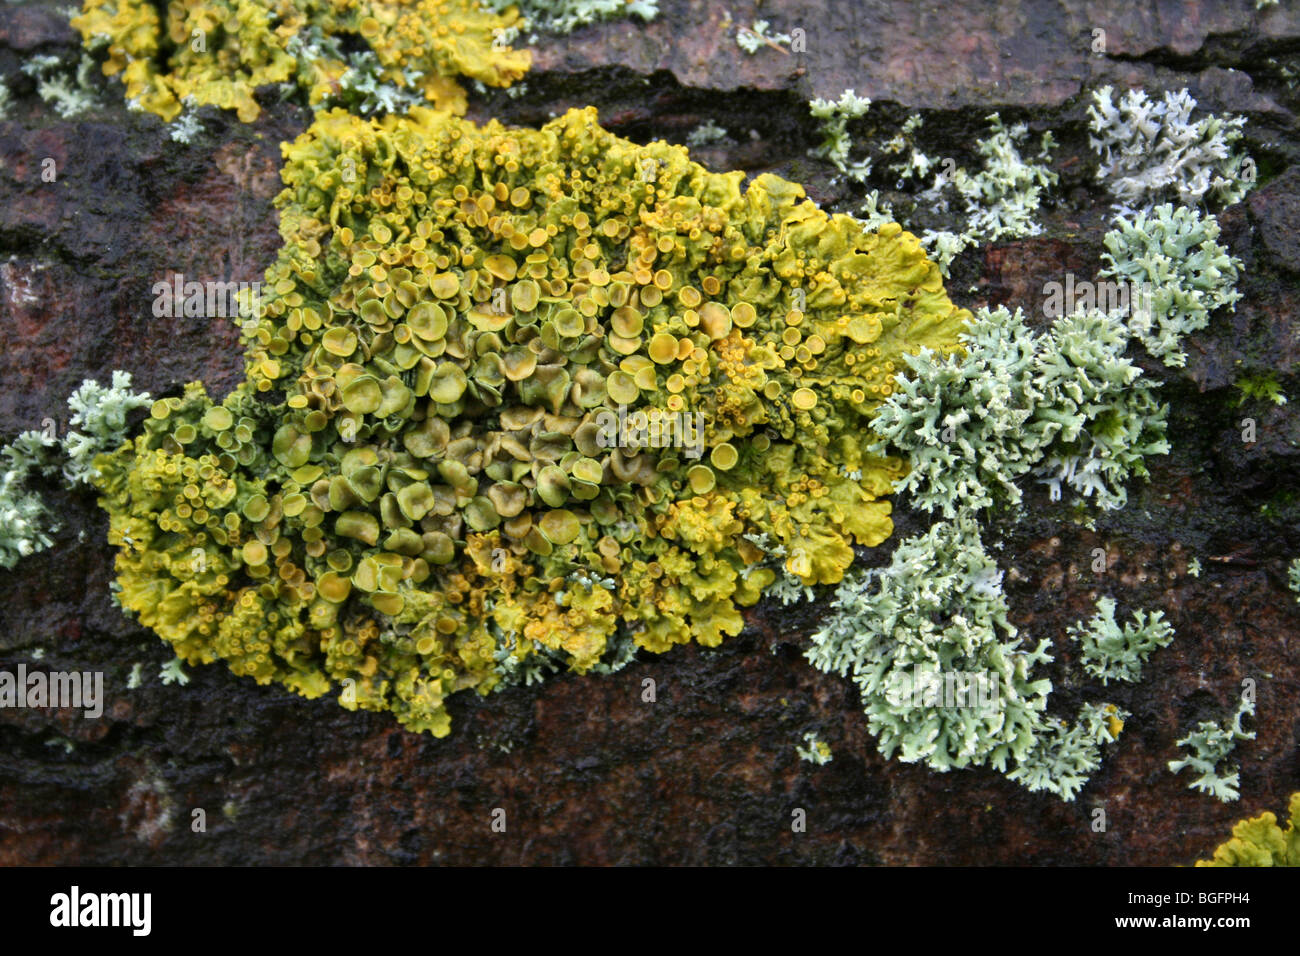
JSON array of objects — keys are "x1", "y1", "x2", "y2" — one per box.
[
  {"x1": 94, "y1": 106, "x2": 967, "y2": 735},
  {"x1": 72, "y1": 0, "x2": 529, "y2": 122},
  {"x1": 1197, "y1": 792, "x2": 1300, "y2": 866}
]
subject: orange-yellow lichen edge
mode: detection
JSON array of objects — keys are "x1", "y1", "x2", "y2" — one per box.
[
  {"x1": 71, "y1": 0, "x2": 530, "y2": 122},
  {"x1": 93, "y1": 105, "x2": 968, "y2": 736},
  {"x1": 1196, "y1": 792, "x2": 1300, "y2": 866}
]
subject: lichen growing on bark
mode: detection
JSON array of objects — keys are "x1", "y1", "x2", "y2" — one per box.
[
  {"x1": 92, "y1": 105, "x2": 967, "y2": 735},
  {"x1": 72, "y1": 0, "x2": 531, "y2": 122}
]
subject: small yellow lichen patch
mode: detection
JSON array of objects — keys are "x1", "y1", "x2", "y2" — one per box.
[
  {"x1": 1197, "y1": 792, "x2": 1300, "y2": 867},
  {"x1": 72, "y1": 0, "x2": 530, "y2": 122}
]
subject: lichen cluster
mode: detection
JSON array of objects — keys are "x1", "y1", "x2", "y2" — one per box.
[
  {"x1": 871, "y1": 305, "x2": 1170, "y2": 516},
  {"x1": 806, "y1": 516, "x2": 1127, "y2": 800},
  {"x1": 1067, "y1": 596, "x2": 1174, "y2": 686},
  {"x1": 807, "y1": 104, "x2": 1057, "y2": 276},
  {"x1": 20, "y1": 52, "x2": 103, "y2": 118},
  {"x1": 868, "y1": 306, "x2": 1040, "y2": 516},
  {"x1": 806, "y1": 517, "x2": 1053, "y2": 774},
  {"x1": 796, "y1": 731, "x2": 832, "y2": 765},
  {"x1": 1083, "y1": 86, "x2": 1253, "y2": 378},
  {"x1": 1, "y1": 373, "x2": 150, "y2": 569},
  {"x1": 1100, "y1": 203, "x2": 1243, "y2": 367},
  {"x1": 45, "y1": 0, "x2": 1274, "y2": 824},
  {"x1": 946, "y1": 115, "x2": 1057, "y2": 244},
  {"x1": 1198, "y1": 792, "x2": 1300, "y2": 867},
  {"x1": 92, "y1": 105, "x2": 967, "y2": 735},
  {"x1": 736, "y1": 19, "x2": 792, "y2": 55},
  {"x1": 1087, "y1": 86, "x2": 1252, "y2": 213},
  {"x1": 818, "y1": 299, "x2": 1172, "y2": 800},
  {"x1": 1006, "y1": 701, "x2": 1128, "y2": 802},
  {"x1": 491, "y1": 0, "x2": 658, "y2": 36},
  {"x1": 1169, "y1": 691, "x2": 1256, "y2": 803},
  {"x1": 1031, "y1": 309, "x2": 1171, "y2": 511},
  {"x1": 0, "y1": 437, "x2": 56, "y2": 570},
  {"x1": 914, "y1": 114, "x2": 1057, "y2": 273},
  {"x1": 72, "y1": 0, "x2": 530, "y2": 122},
  {"x1": 808, "y1": 89, "x2": 873, "y2": 182}
]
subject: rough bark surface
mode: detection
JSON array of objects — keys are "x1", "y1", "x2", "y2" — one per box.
[{"x1": 0, "y1": 0, "x2": 1297, "y2": 865}]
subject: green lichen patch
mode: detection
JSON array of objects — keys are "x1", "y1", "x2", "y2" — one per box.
[
  {"x1": 805, "y1": 515, "x2": 1126, "y2": 800},
  {"x1": 806, "y1": 517, "x2": 1053, "y2": 774},
  {"x1": 0, "y1": 434, "x2": 57, "y2": 570},
  {"x1": 1169, "y1": 691, "x2": 1256, "y2": 803},
  {"x1": 1088, "y1": 86, "x2": 1253, "y2": 213},
  {"x1": 796, "y1": 731, "x2": 832, "y2": 765},
  {"x1": 807, "y1": 106, "x2": 1058, "y2": 276},
  {"x1": 1, "y1": 372, "x2": 150, "y2": 569},
  {"x1": 1005, "y1": 701, "x2": 1128, "y2": 802},
  {"x1": 945, "y1": 114, "x2": 1058, "y2": 244},
  {"x1": 20, "y1": 52, "x2": 104, "y2": 119},
  {"x1": 871, "y1": 305, "x2": 1170, "y2": 517},
  {"x1": 1066, "y1": 596, "x2": 1174, "y2": 686},
  {"x1": 808, "y1": 89, "x2": 873, "y2": 181},
  {"x1": 1100, "y1": 203, "x2": 1243, "y2": 368}
]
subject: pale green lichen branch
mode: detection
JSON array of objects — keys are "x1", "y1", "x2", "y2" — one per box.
[
  {"x1": 20, "y1": 52, "x2": 102, "y2": 119},
  {"x1": 808, "y1": 90, "x2": 872, "y2": 181},
  {"x1": 949, "y1": 115, "x2": 1057, "y2": 242},
  {"x1": 1169, "y1": 691, "x2": 1256, "y2": 802},
  {"x1": 62, "y1": 371, "x2": 154, "y2": 486},
  {"x1": 0, "y1": 371, "x2": 149, "y2": 568},
  {"x1": 736, "y1": 19, "x2": 791, "y2": 54},
  {"x1": 0, "y1": 435, "x2": 58, "y2": 569},
  {"x1": 1006, "y1": 702, "x2": 1127, "y2": 802},
  {"x1": 159, "y1": 657, "x2": 190, "y2": 686},
  {"x1": 1099, "y1": 203, "x2": 1242, "y2": 368},
  {"x1": 1088, "y1": 86, "x2": 1253, "y2": 213},
  {"x1": 805, "y1": 516, "x2": 1126, "y2": 800},
  {"x1": 871, "y1": 306, "x2": 1169, "y2": 518},
  {"x1": 915, "y1": 115, "x2": 1056, "y2": 274},
  {"x1": 1067, "y1": 596, "x2": 1174, "y2": 685},
  {"x1": 685, "y1": 118, "x2": 727, "y2": 147}
]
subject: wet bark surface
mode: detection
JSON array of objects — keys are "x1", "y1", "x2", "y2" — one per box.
[{"x1": 0, "y1": 0, "x2": 1297, "y2": 865}]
